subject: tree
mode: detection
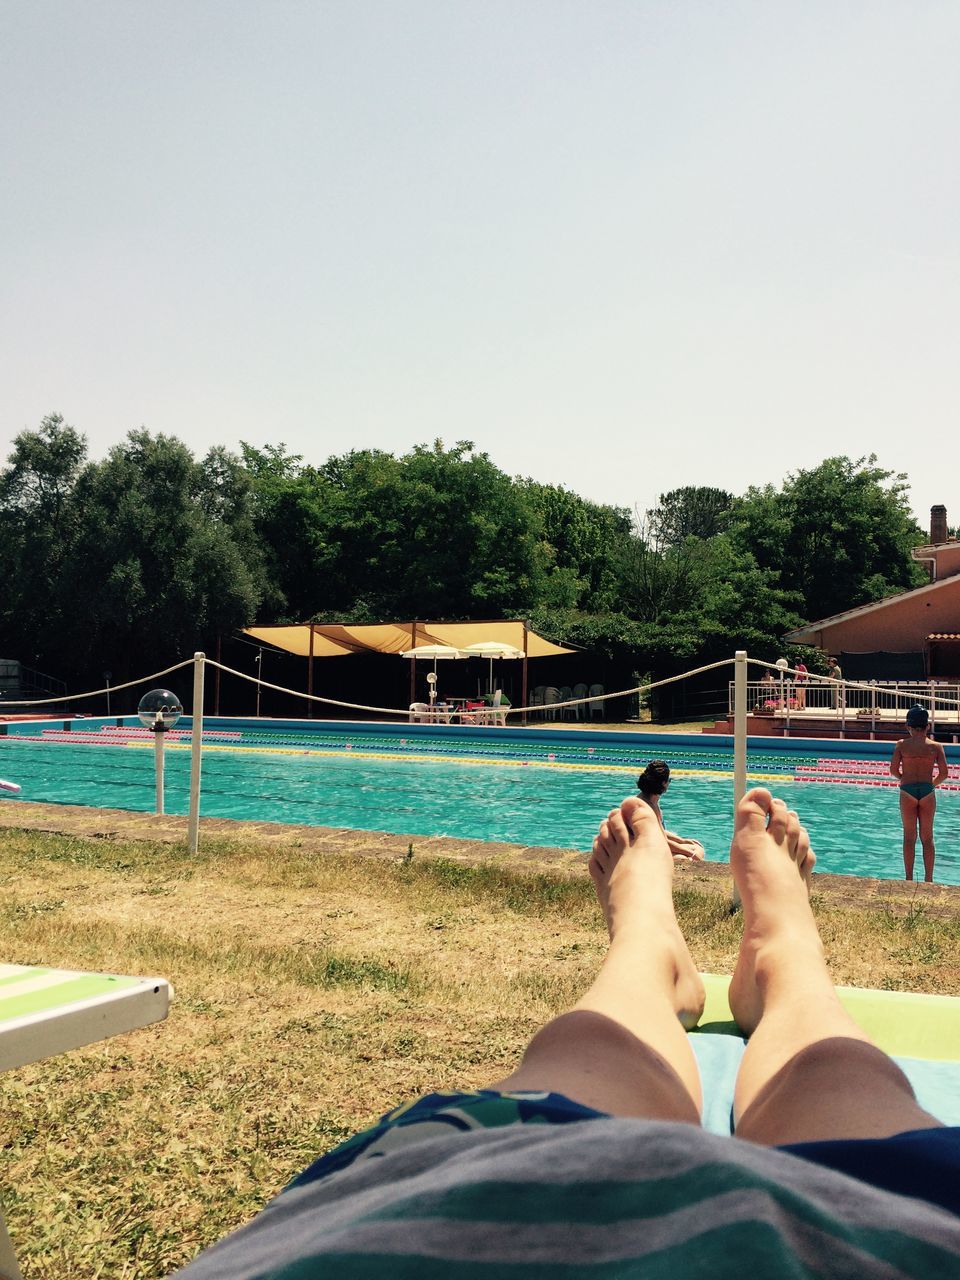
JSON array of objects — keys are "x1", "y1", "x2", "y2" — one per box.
[
  {"x1": 521, "y1": 482, "x2": 631, "y2": 611},
  {"x1": 647, "y1": 486, "x2": 734, "y2": 550},
  {"x1": 240, "y1": 442, "x2": 333, "y2": 621},
  {"x1": 312, "y1": 441, "x2": 542, "y2": 619},
  {"x1": 729, "y1": 457, "x2": 925, "y2": 621},
  {"x1": 614, "y1": 522, "x2": 800, "y2": 652},
  {"x1": 0, "y1": 415, "x2": 88, "y2": 667},
  {"x1": 59, "y1": 431, "x2": 262, "y2": 680}
]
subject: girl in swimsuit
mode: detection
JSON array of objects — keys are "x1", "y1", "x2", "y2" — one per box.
[
  {"x1": 890, "y1": 705, "x2": 949, "y2": 882},
  {"x1": 636, "y1": 760, "x2": 705, "y2": 864}
]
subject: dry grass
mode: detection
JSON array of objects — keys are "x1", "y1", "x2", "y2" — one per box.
[{"x1": 0, "y1": 825, "x2": 958, "y2": 1278}]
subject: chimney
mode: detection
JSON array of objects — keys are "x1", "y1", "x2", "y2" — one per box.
[{"x1": 931, "y1": 505, "x2": 948, "y2": 544}]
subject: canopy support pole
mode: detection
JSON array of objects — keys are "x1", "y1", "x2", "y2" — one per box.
[
  {"x1": 410, "y1": 621, "x2": 418, "y2": 706},
  {"x1": 214, "y1": 633, "x2": 221, "y2": 715},
  {"x1": 522, "y1": 621, "x2": 530, "y2": 726},
  {"x1": 307, "y1": 625, "x2": 315, "y2": 718}
]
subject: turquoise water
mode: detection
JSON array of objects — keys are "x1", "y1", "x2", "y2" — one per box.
[{"x1": 1, "y1": 733, "x2": 957, "y2": 885}]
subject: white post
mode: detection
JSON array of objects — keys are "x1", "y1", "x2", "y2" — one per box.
[
  {"x1": 188, "y1": 652, "x2": 205, "y2": 855},
  {"x1": 784, "y1": 678, "x2": 791, "y2": 734},
  {"x1": 732, "y1": 651, "x2": 748, "y2": 908},
  {"x1": 871, "y1": 681, "x2": 877, "y2": 739},
  {"x1": 840, "y1": 678, "x2": 846, "y2": 738},
  {"x1": 734, "y1": 651, "x2": 748, "y2": 808},
  {"x1": 154, "y1": 718, "x2": 165, "y2": 815}
]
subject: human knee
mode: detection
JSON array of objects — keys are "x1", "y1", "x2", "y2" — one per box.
[
  {"x1": 736, "y1": 1037, "x2": 916, "y2": 1138},
  {"x1": 522, "y1": 1011, "x2": 668, "y2": 1072}
]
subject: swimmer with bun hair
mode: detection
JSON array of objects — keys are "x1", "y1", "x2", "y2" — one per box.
[{"x1": 637, "y1": 760, "x2": 705, "y2": 865}]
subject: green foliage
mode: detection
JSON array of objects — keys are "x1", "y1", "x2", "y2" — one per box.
[
  {"x1": 0, "y1": 424, "x2": 264, "y2": 682},
  {"x1": 316, "y1": 441, "x2": 541, "y2": 618},
  {"x1": 521, "y1": 481, "x2": 631, "y2": 611},
  {"x1": 729, "y1": 456, "x2": 925, "y2": 621},
  {"x1": 0, "y1": 418, "x2": 928, "y2": 698},
  {"x1": 60, "y1": 432, "x2": 263, "y2": 678},
  {"x1": 0, "y1": 415, "x2": 89, "y2": 666},
  {"x1": 647, "y1": 486, "x2": 734, "y2": 549}
]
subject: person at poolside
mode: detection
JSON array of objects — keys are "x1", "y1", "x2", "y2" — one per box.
[
  {"x1": 827, "y1": 656, "x2": 843, "y2": 709},
  {"x1": 891, "y1": 704, "x2": 949, "y2": 883},
  {"x1": 175, "y1": 789, "x2": 960, "y2": 1278},
  {"x1": 793, "y1": 658, "x2": 808, "y2": 708},
  {"x1": 636, "y1": 759, "x2": 705, "y2": 863}
]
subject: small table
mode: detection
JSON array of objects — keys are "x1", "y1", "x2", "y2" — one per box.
[
  {"x1": 442, "y1": 699, "x2": 488, "y2": 724},
  {"x1": 0, "y1": 963, "x2": 172, "y2": 1278}
]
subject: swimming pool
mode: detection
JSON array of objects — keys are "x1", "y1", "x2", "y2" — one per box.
[{"x1": 1, "y1": 719, "x2": 957, "y2": 885}]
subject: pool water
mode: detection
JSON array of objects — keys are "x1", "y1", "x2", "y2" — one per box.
[{"x1": 1, "y1": 729, "x2": 957, "y2": 885}]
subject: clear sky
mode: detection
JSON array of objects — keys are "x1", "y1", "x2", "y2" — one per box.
[{"x1": 2, "y1": 2, "x2": 958, "y2": 532}]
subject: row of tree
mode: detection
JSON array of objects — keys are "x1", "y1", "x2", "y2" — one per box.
[{"x1": 0, "y1": 415, "x2": 926, "y2": 696}]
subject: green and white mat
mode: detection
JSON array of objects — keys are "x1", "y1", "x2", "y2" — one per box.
[
  {"x1": 693, "y1": 973, "x2": 960, "y2": 1135},
  {"x1": 0, "y1": 962, "x2": 171, "y2": 1072}
]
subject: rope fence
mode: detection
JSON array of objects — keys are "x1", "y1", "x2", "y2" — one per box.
[
  {"x1": 2, "y1": 650, "x2": 958, "y2": 857},
  {"x1": 3, "y1": 653, "x2": 957, "y2": 721}
]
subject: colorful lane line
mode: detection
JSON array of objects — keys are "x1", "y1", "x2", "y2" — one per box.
[{"x1": 4, "y1": 728, "x2": 960, "y2": 789}]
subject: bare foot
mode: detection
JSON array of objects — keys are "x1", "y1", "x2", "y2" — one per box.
[
  {"x1": 728, "y1": 788, "x2": 818, "y2": 1036},
  {"x1": 589, "y1": 797, "x2": 705, "y2": 1030}
]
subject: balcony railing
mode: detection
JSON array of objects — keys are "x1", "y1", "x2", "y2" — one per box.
[{"x1": 729, "y1": 678, "x2": 960, "y2": 728}]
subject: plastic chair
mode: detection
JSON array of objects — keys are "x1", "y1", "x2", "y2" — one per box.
[
  {"x1": 572, "y1": 683, "x2": 589, "y2": 721},
  {"x1": 409, "y1": 702, "x2": 430, "y2": 723},
  {"x1": 543, "y1": 687, "x2": 561, "y2": 721},
  {"x1": 530, "y1": 686, "x2": 546, "y2": 720},
  {"x1": 476, "y1": 690, "x2": 508, "y2": 727},
  {"x1": 559, "y1": 686, "x2": 576, "y2": 721},
  {"x1": 588, "y1": 684, "x2": 605, "y2": 721}
]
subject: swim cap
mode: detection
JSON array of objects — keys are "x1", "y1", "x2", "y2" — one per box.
[{"x1": 906, "y1": 705, "x2": 929, "y2": 728}]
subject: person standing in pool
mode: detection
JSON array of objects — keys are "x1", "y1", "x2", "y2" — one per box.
[
  {"x1": 891, "y1": 705, "x2": 949, "y2": 883},
  {"x1": 637, "y1": 760, "x2": 705, "y2": 863}
]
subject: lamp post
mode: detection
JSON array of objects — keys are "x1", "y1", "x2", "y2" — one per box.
[
  {"x1": 138, "y1": 690, "x2": 183, "y2": 815},
  {"x1": 255, "y1": 649, "x2": 263, "y2": 717},
  {"x1": 775, "y1": 658, "x2": 789, "y2": 721},
  {"x1": 104, "y1": 670, "x2": 112, "y2": 717}
]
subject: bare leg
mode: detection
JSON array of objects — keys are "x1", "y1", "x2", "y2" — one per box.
[
  {"x1": 490, "y1": 798, "x2": 704, "y2": 1122},
  {"x1": 729, "y1": 789, "x2": 942, "y2": 1145},
  {"x1": 917, "y1": 792, "x2": 936, "y2": 883},
  {"x1": 899, "y1": 791, "x2": 918, "y2": 880}
]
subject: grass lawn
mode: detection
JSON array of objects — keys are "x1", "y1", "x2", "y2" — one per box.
[{"x1": 1, "y1": 821, "x2": 958, "y2": 1277}]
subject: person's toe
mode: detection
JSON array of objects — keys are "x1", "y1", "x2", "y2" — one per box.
[
  {"x1": 735, "y1": 787, "x2": 773, "y2": 833},
  {"x1": 621, "y1": 794, "x2": 656, "y2": 834},
  {"x1": 606, "y1": 807, "x2": 630, "y2": 848},
  {"x1": 767, "y1": 796, "x2": 789, "y2": 843},
  {"x1": 594, "y1": 820, "x2": 613, "y2": 857},
  {"x1": 785, "y1": 809, "x2": 802, "y2": 855}
]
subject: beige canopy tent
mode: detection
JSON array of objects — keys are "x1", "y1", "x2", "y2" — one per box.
[{"x1": 241, "y1": 620, "x2": 577, "y2": 717}]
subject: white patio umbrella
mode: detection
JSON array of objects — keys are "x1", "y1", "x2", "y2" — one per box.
[
  {"x1": 461, "y1": 641, "x2": 524, "y2": 694},
  {"x1": 400, "y1": 644, "x2": 468, "y2": 703}
]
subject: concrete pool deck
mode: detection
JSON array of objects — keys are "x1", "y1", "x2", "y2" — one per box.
[{"x1": 0, "y1": 798, "x2": 956, "y2": 918}]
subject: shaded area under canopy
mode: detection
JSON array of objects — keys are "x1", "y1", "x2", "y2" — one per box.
[{"x1": 241, "y1": 620, "x2": 578, "y2": 716}]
